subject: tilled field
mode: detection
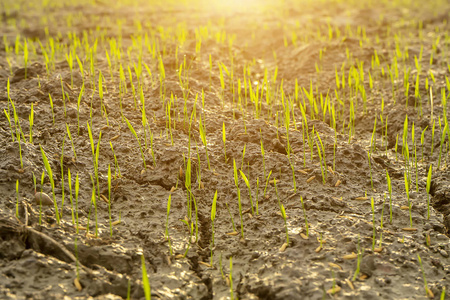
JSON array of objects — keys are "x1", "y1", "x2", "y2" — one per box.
[{"x1": 1, "y1": 0, "x2": 450, "y2": 299}]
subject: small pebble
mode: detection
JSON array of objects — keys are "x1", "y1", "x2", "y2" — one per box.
[
  {"x1": 439, "y1": 249, "x2": 449, "y2": 258},
  {"x1": 34, "y1": 191, "x2": 53, "y2": 206}
]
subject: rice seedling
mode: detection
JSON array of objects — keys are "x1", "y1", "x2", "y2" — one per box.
[
  {"x1": 60, "y1": 78, "x2": 67, "y2": 118},
  {"x1": 264, "y1": 170, "x2": 272, "y2": 197},
  {"x1": 65, "y1": 51, "x2": 74, "y2": 87},
  {"x1": 4, "y1": 108, "x2": 14, "y2": 142},
  {"x1": 280, "y1": 202, "x2": 289, "y2": 248},
  {"x1": 108, "y1": 164, "x2": 112, "y2": 236},
  {"x1": 222, "y1": 122, "x2": 227, "y2": 162},
  {"x1": 300, "y1": 195, "x2": 309, "y2": 237},
  {"x1": 141, "y1": 254, "x2": 152, "y2": 300},
  {"x1": 109, "y1": 142, "x2": 121, "y2": 179},
  {"x1": 411, "y1": 123, "x2": 419, "y2": 192},
  {"x1": 198, "y1": 116, "x2": 210, "y2": 170},
  {"x1": 421, "y1": 126, "x2": 427, "y2": 161},
  {"x1": 431, "y1": 120, "x2": 436, "y2": 156},
  {"x1": 74, "y1": 237, "x2": 80, "y2": 280},
  {"x1": 315, "y1": 138, "x2": 326, "y2": 184},
  {"x1": 40, "y1": 145, "x2": 60, "y2": 224},
  {"x1": 23, "y1": 39, "x2": 28, "y2": 79},
  {"x1": 402, "y1": 115, "x2": 408, "y2": 158},
  {"x1": 255, "y1": 178, "x2": 260, "y2": 215},
  {"x1": 77, "y1": 83, "x2": 84, "y2": 135},
  {"x1": 184, "y1": 158, "x2": 199, "y2": 242},
  {"x1": 98, "y1": 71, "x2": 109, "y2": 125},
  {"x1": 417, "y1": 254, "x2": 434, "y2": 298},
  {"x1": 273, "y1": 177, "x2": 286, "y2": 234},
  {"x1": 9, "y1": 100, "x2": 24, "y2": 169},
  {"x1": 88, "y1": 173, "x2": 99, "y2": 237},
  {"x1": 240, "y1": 143, "x2": 246, "y2": 171},
  {"x1": 233, "y1": 159, "x2": 244, "y2": 240},
  {"x1": 39, "y1": 171, "x2": 45, "y2": 225},
  {"x1": 239, "y1": 170, "x2": 254, "y2": 215},
  {"x1": 125, "y1": 117, "x2": 146, "y2": 169},
  {"x1": 67, "y1": 168, "x2": 75, "y2": 225},
  {"x1": 369, "y1": 117, "x2": 377, "y2": 189},
  {"x1": 352, "y1": 235, "x2": 363, "y2": 281},
  {"x1": 395, "y1": 134, "x2": 399, "y2": 162},
  {"x1": 210, "y1": 190, "x2": 217, "y2": 266},
  {"x1": 225, "y1": 201, "x2": 237, "y2": 234},
  {"x1": 72, "y1": 173, "x2": 80, "y2": 234},
  {"x1": 371, "y1": 196, "x2": 376, "y2": 250},
  {"x1": 426, "y1": 165, "x2": 432, "y2": 220},
  {"x1": 60, "y1": 137, "x2": 66, "y2": 218},
  {"x1": 185, "y1": 157, "x2": 192, "y2": 219},
  {"x1": 91, "y1": 128, "x2": 102, "y2": 208},
  {"x1": 404, "y1": 170, "x2": 413, "y2": 228},
  {"x1": 437, "y1": 123, "x2": 448, "y2": 170},
  {"x1": 165, "y1": 194, "x2": 173, "y2": 255},
  {"x1": 194, "y1": 141, "x2": 202, "y2": 189},
  {"x1": 29, "y1": 103, "x2": 34, "y2": 143},
  {"x1": 229, "y1": 256, "x2": 234, "y2": 300},
  {"x1": 65, "y1": 124, "x2": 77, "y2": 160},
  {"x1": 377, "y1": 192, "x2": 388, "y2": 249},
  {"x1": 49, "y1": 93, "x2": 55, "y2": 125},
  {"x1": 15, "y1": 179, "x2": 19, "y2": 219}
]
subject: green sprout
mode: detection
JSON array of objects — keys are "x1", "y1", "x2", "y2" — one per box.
[
  {"x1": 40, "y1": 145, "x2": 60, "y2": 224},
  {"x1": 77, "y1": 83, "x2": 84, "y2": 135},
  {"x1": 110, "y1": 142, "x2": 121, "y2": 178},
  {"x1": 4, "y1": 108, "x2": 14, "y2": 142},
  {"x1": 280, "y1": 202, "x2": 289, "y2": 247},
  {"x1": 229, "y1": 256, "x2": 234, "y2": 300},
  {"x1": 233, "y1": 159, "x2": 244, "y2": 240},
  {"x1": 352, "y1": 235, "x2": 363, "y2": 281},
  {"x1": 210, "y1": 190, "x2": 218, "y2": 266},
  {"x1": 239, "y1": 170, "x2": 254, "y2": 215},
  {"x1": 67, "y1": 168, "x2": 75, "y2": 225},
  {"x1": 371, "y1": 197, "x2": 376, "y2": 250},
  {"x1": 23, "y1": 39, "x2": 28, "y2": 79},
  {"x1": 417, "y1": 254, "x2": 433, "y2": 298},
  {"x1": 199, "y1": 116, "x2": 211, "y2": 170},
  {"x1": 39, "y1": 171, "x2": 44, "y2": 225},
  {"x1": 75, "y1": 173, "x2": 79, "y2": 233},
  {"x1": 222, "y1": 122, "x2": 227, "y2": 162},
  {"x1": 225, "y1": 201, "x2": 237, "y2": 233},
  {"x1": 300, "y1": 195, "x2": 309, "y2": 237},
  {"x1": 65, "y1": 51, "x2": 74, "y2": 87},
  {"x1": 141, "y1": 255, "x2": 152, "y2": 300},
  {"x1": 426, "y1": 165, "x2": 432, "y2": 220},
  {"x1": 49, "y1": 93, "x2": 55, "y2": 125},
  {"x1": 125, "y1": 117, "x2": 146, "y2": 169},
  {"x1": 240, "y1": 143, "x2": 247, "y2": 170},
  {"x1": 10, "y1": 100, "x2": 23, "y2": 169},
  {"x1": 260, "y1": 138, "x2": 266, "y2": 178},
  {"x1": 66, "y1": 124, "x2": 77, "y2": 160},
  {"x1": 165, "y1": 194, "x2": 173, "y2": 255},
  {"x1": 15, "y1": 179, "x2": 19, "y2": 219},
  {"x1": 108, "y1": 164, "x2": 112, "y2": 236},
  {"x1": 437, "y1": 123, "x2": 448, "y2": 170},
  {"x1": 264, "y1": 170, "x2": 272, "y2": 197},
  {"x1": 29, "y1": 103, "x2": 34, "y2": 143},
  {"x1": 60, "y1": 78, "x2": 67, "y2": 118},
  {"x1": 74, "y1": 237, "x2": 79, "y2": 280},
  {"x1": 60, "y1": 137, "x2": 65, "y2": 219},
  {"x1": 421, "y1": 126, "x2": 427, "y2": 161}
]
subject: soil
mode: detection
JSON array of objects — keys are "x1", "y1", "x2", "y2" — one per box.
[{"x1": 1, "y1": 0, "x2": 450, "y2": 299}]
